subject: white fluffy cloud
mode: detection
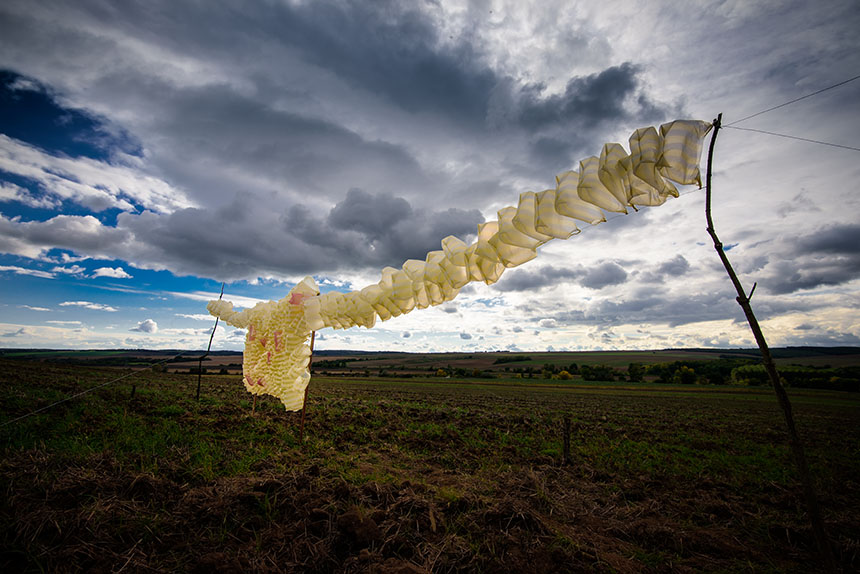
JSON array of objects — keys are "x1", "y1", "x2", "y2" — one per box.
[
  {"x1": 130, "y1": 318, "x2": 157, "y2": 333},
  {"x1": 0, "y1": 180, "x2": 60, "y2": 209},
  {"x1": 0, "y1": 134, "x2": 193, "y2": 213},
  {"x1": 0, "y1": 264, "x2": 54, "y2": 279},
  {"x1": 91, "y1": 266, "x2": 132, "y2": 279},
  {"x1": 52, "y1": 264, "x2": 85, "y2": 275},
  {"x1": 59, "y1": 300, "x2": 118, "y2": 312}
]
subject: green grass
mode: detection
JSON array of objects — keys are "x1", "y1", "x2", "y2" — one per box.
[{"x1": 2, "y1": 360, "x2": 859, "y2": 573}]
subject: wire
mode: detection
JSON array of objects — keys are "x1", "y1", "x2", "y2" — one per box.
[
  {"x1": 567, "y1": 183, "x2": 704, "y2": 233},
  {"x1": 726, "y1": 73, "x2": 860, "y2": 126},
  {"x1": 723, "y1": 125, "x2": 860, "y2": 153},
  {"x1": 2, "y1": 285, "x2": 227, "y2": 428},
  {"x1": 0, "y1": 352, "x2": 184, "y2": 428}
]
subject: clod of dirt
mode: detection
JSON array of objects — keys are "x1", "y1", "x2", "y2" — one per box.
[
  {"x1": 336, "y1": 509, "x2": 382, "y2": 548},
  {"x1": 369, "y1": 558, "x2": 428, "y2": 574},
  {"x1": 252, "y1": 478, "x2": 283, "y2": 494},
  {"x1": 190, "y1": 552, "x2": 243, "y2": 574},
  {"x1": 333, "y1": 479, "x2": 354, "y2": 500}
]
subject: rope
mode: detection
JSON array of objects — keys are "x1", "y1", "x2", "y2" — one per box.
[
  {"x1": 0, "y1": 352, "x2": 184, "y2": 428},
  {"x1": 723, "y1": 125, "x2": 860, "y2": 153},
  {"x1": 2, "y1": 283, "x2": 227, "y2": 427},
  {"x1": 726, "y1": 73, "x2": 860, "y2": 126}
]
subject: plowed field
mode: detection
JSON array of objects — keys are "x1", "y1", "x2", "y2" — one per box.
[{"x1": 1, "y1": 359, "x2": 858, "y2": 572}]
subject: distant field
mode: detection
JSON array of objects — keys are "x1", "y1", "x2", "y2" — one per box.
[
  {"x1": 4, "y1": 347, "x2": 860, "y2": 375},
  {"x1": 1, "y1": 359, "x2": 858, "y2": 572}
]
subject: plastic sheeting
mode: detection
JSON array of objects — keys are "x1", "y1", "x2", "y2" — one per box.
[{"x1": 208, "y1": 119, "x2": 712, "y2": 411}]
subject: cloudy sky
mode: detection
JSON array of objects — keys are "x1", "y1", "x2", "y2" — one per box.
[{"x1": 1, "y1": 0, "x2": 859, "y2": 352}]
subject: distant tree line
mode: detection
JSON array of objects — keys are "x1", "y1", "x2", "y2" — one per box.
[
  {"x1": 730, "y1": 364, "x2": 860, "y2": 391},
  {"x1": 313, "y1": 359, "x2": 352, "y2": 369},
  {"x1": 492, "y1": 355, "x2": 532, "y2": 365}
]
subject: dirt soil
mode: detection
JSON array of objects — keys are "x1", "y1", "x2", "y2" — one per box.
[{"x1": 1, "y1": 360, "x2": 859, "y2": 573}]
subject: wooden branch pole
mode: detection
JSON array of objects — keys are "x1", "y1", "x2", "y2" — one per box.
[
  {"x1": 705, "y1": 113, "x2": 836, "y2": 572},
  {"x1": 299, "y1": 330, "x2": 316, "y2": 442}
]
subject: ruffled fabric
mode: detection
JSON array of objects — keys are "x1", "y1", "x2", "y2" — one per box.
[{"x1": 209, "y1": 119, "x2": 712, "y2": 410}]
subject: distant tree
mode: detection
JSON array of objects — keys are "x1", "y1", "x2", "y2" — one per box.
[
  {"x1": 731, "y1": 364, "x2": 767, "y2": 386},
  {"x1": 558, "y1": 370, "x2": 573, "y2": 380},
  {"x1": 580, "y1": 364, "x2": 616, "y2": 381},
  {"x1": 436, "y1": 368, "x2": 448, "y2": 377},
  {"x1": 627, "y1": 362, "x2": 645, "y2": 382},
  {"x1": 672, "y1": 365, "x2": 697, "y2": 385}
]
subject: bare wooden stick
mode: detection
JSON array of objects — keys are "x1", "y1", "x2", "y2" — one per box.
[
  {"x1": 196, "y1": 282, "x2": 225, "y2": 401},
  {"x1": 252, "y1": 394, "x2": 257, "y2": 413},
  {"x1": 705, "y1": 113, "x2": 836, "y2": 572},
  {"x1": 299, "y1": 331, "x2": 316, "y2": 442}
]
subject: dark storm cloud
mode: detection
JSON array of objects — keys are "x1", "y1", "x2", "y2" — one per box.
[
  {"x1": 0, "y1": 0, "x2": 680, "y2": 283},
  {"x1": 274, "y1": 1, "x2": 497, "y2": 121},
  {"x1": 580, "y1": 261, "x2": 628, "y2": 289},
  {"x1": 532, "y1": 291, "x2": 742, "y2": 329},
  {"x1": 328, "y1": 190, "x2": 413, "y2": 237},
  {"x1": 79, "y1": 187, "x2": 483, "y2": 280},
  {"x1": 493, "y1": 265, "x2": 583, "y2": 292},
  {"x1": 762, "y1": 223, "x2": 860, "y2": 294},
  {"x1": 657, "y1": 255, "x2": 691, "y2": 276},
  {"x1": 0, "y1": 1, "x2": 489, "y2": 125},
  {"x1": 0, "y1": 213, "x2": 130, "y2": 257},
  {"x1": 800, "y1": 223, "x2": 860, "y2": 254},
  {"x1": 285, "y1": 188, "x2": 484, "y2": 269},
  {"x1": 495, "y1": 260, "x2": 631, "y2": 292},
  {"x1": 1, "y1": 1, "x2": 670, "y2": 137},
  {"x1": 639, "y1": 255, "x2": 692, "y2": 283},
  {"x1": 512, "y1": 64, "x2": 674, "y2": 172},
  {"x1": 140, "y1": 82, "x2": 432, "y2": 202},
  {"x1": 764, "y1": 259, "x2": 860, "y2": 295},
  {"x1": 517, "y1": 64, "x2": 665, "y2": 129}
]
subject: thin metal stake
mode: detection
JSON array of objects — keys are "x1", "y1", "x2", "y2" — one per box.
[{"x1": 299, "y1": 330, "x2": 316, "y2": 442}]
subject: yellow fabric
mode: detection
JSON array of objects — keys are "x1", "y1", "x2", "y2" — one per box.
[{"x1": 209, "y1": 119, "x2": 712, "y2": 411}]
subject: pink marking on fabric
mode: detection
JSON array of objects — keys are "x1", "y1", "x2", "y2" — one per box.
[
  {"x1": 256, "y1": 377, "x2": 265, "y2": 387},
  {"x1": 248, "y1": 324, "x2": 256, "y2": 341},
  {"x1": 289, "y1": 292, "x2": 307, "y2": 305},
  {"x1": 259, "y1": 336, "x2": 268, "y2": 347},
  {"x1": 273, "y1": 331, "x2": 282, "y2": 351},
  {"x1": 267, "y1": 351, "x2": 272, "y2": 364}
]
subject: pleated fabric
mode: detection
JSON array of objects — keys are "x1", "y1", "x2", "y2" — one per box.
[{"x1": 209, "y1": 119, "x2": 712, "y2": 410}]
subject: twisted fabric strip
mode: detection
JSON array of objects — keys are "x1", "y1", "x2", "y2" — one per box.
[{"x1": 208, "y1": 119, "x2": 712, "y2": 411}]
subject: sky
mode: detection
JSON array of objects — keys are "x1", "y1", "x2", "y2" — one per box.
[{"x1": 1, "y1": 0, "x2": 859, "y2": 353}]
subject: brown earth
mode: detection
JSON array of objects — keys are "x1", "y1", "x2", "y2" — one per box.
[{"x1": 1, "y1": 360, "x2": 859, "y2": 572}]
